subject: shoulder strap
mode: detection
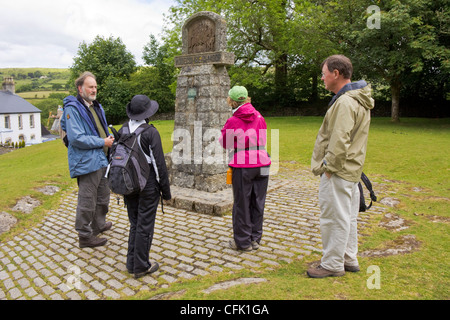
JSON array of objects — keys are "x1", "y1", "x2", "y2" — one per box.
[
  {"x1": 132, "y1": 124, "x2": 153, "y2": 164},
  {"x1": 119, "y1": 121, "x2": 130, "y2": 135},
  {"x1": 360, "y1": 172, "x2": 372, "y2": 190},
  {"x1": 361, "y1": 172, "x2": 377, "y2": 201},
  {"x1": 361, "y1": 172, "x2": 377, "y2": 210},
  {"x1": 121, "y1": 126, "x2": 129, "y2": 135},
  {"x1": 133, "y1": 123, "x2": 151, "y2": 136}
]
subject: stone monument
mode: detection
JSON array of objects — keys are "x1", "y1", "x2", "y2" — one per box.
[
  {"x1": 165, "y1": 11, "x2": 235, "y2": 215},
  {"x1": 169, "y1": 11, "x2": 234, "y2": 193},
  {"x1": 165, "y1": 12, "x2": 284, "y2": 215}
]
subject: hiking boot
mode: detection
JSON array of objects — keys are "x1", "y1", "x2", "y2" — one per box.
[
  {"x1": 229, "y1": 239, "x2": 252, "y2": 252},
  {"x1": 79, "y1": 235, "x2": 107, "y2": 248},
  {"x1": 344, "y1": 264, "x2": 360, "y2": 272},
  {"x1": 135, "y1": 261, "x2": 160, "y2": 279},
  {"x1": 93, "y1": 221, "x2": 112, "y2": 236},
  {"x1": 251, "y1": 241, "x2": 260, "y2": 250},
  {"x1": 307, "y1": 264, "x2": 345, "y2": 278}
]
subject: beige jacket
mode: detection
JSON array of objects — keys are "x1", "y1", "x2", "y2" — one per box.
[{"x1": 311, "y1": 82, "x2": 374, "y2": 182}]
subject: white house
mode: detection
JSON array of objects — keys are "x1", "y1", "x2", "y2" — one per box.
[{"x1": 0, "y1": 77, "x2": 42, "y2": 146}]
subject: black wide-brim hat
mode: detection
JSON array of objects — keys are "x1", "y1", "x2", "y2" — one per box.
[{"x1": 126, "y1": 95, "x2": 159, "y2": 121}]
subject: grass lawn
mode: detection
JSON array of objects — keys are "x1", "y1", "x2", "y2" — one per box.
[
  {"x1": 0, "y1": 140, "x2": 74, "y2": 238},
  {"x1": 0, "y1": 117, "x2": 448, "y2": 300}
]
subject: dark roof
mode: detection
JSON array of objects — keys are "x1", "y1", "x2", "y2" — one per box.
[{"x1": 0, "y1": 91, "x2": 42, "y2": 114}]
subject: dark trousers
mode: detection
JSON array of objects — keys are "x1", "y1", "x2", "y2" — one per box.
[
  {"x1": 76, "y1": 167, "x2": 110, "y2": 238},
  {"x1": 231, "y1": 167, "x2": 270, "y2": 248},
  {"x1": 124, "y1": 171, "x2": 160, "y2": 274}
]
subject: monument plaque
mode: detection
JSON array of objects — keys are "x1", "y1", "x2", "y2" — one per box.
[
  {"x1": 166, "y1": 12, "x2": 235, "y2": 215},
  {"x1": 188, "y1": 18, "x2": 215, "y2": 54},
  {"x1": 174, "y1": 11, "x2": 234, "y2": 68}
]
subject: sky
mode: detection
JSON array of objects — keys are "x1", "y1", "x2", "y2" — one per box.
[{"x1": 0, "y1": 0, "x2": 177, "y2": 68}]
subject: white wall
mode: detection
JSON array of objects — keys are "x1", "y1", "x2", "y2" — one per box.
[{"x1": 0, "y1": 113, "x2": 42, "y2": 145}]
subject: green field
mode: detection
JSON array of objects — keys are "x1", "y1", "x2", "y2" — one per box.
[
  {"x1": 17, "y1": 91, "x2": 69, "y2": 99},
  {"x1": 0, "y1": 117, "x2": 448, "y2": 299},
  {"x1": 0, "y1": 68, "x2": 71, "y2": 124},
  {"x1": 0, "y1": 68, "x2": 70, "y2": 98}
]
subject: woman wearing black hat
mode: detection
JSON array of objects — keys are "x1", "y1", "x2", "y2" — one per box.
[{"x1": 118, "y1": 95, "x2": 171, "y2": 279}]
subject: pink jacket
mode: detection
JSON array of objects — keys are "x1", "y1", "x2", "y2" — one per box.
[{"x1": 220, "y1": 103, "x2": 271, "y2": 168}]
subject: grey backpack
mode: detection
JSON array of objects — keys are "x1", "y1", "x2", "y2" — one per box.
[{"x1": 106, "y1": 124, "x2": 150, "y2": 195}]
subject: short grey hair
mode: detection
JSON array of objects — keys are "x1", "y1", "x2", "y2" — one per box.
[{"x1": 75, "y1": 71, "x2": 96, "y2": 89}]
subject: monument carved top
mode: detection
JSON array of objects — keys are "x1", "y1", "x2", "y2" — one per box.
[
  {"x1": 188, "y1": 18, "x2": 216, "y2": 54},
  {"x1": 175, "y1": 12, "x2": 234, "y2": 67},
  {"x1": 181, "y1": 11, "x2": 228, "y2": 55}
]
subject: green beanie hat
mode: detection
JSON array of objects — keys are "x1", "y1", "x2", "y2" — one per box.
[{"x1": 228, "y1": 86, "x2": 248, "y2": 103}]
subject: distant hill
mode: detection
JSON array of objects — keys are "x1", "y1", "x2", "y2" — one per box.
[
  {"x1": 0, "y1": 68, "x2": 72, "y2": 127},
  {"x1": 0, "y1": 67, "x2": 70, "y2": 75},
  {"x1": 0, "y1": 68, "x2": 71, "y2": 93}
]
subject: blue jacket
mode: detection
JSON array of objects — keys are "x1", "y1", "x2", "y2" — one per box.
[{"x1": 61, "y1": 95, "x2": 110, "y2": 178}]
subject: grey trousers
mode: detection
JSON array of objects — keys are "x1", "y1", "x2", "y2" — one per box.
[
  {"x1": 75, "y1": 167, "x2": 110, "y2": 238},
  {"x1": 231, "y1": 167, "x2": 269, "y2": 248},
  {"x1": 318, "y1": 174, "x2": 360, "y2": 272}
]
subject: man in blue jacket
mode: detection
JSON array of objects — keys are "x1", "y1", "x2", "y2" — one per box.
[{"x1": 61, "y1": 72, "x2": 114, "y2": 248}]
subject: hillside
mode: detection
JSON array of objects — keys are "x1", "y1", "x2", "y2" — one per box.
[
  {"x1": 0, "y1": 67, "x2": 71, "y2": 94},
  {"x1": 1, "y1": 68, "x2": 71, "y2": 126}
]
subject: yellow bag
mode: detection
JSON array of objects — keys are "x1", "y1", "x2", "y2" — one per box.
[{"x1": 226, "y1": 167, "x2": 233, "y2": 184}]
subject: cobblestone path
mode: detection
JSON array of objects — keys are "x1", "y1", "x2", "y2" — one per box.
[{"x1": 0, "y1": 167, "x2": 384, "y2": 300}]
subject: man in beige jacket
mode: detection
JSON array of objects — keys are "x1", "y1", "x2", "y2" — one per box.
[{"x1": 308, "y1": 55, "x2": 374, "y2": 278}]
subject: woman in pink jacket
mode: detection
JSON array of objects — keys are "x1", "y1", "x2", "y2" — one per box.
[{"x1": 220, "y1": 86, "x2": 271, "y2": 251}]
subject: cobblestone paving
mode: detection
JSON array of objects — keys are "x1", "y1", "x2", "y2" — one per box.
[{"x1": 0, "y1": 167, "x2": 385, "y2": 300}]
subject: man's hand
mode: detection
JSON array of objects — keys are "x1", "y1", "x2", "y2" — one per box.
[
  {"x1": 104, "y1": 136, "x2": 114, "y2": 148},
  {"x1": 325, "y1": 171, "x2": 332, "y2": 179}
]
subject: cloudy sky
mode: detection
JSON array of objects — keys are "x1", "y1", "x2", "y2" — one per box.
[{"x1": 0, "y1": 0, "x2": 177, "y2": 68}]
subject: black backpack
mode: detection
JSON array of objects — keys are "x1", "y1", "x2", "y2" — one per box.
[
  {"x1": 359, "y1": 172, "x2": 377, "y2": 212},
  {"x1": 106, "y1": 124, "x2": 150, "y2": 196}
]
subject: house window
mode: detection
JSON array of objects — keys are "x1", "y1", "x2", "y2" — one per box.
[
  {"x1": 18, "y1": 115, "x2": 23, "y2": 129},
  {"x1": 4, "y1": 116, "x2": 10, "y2": 129},
  {"x1": 30, "y1": 115, "x2": 35, "y2": 128}
]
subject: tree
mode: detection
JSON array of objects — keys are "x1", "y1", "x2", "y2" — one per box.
[
  {"x1": 340, "y1": 0, "x2": 450, "y2": 121},
  {"x1": 223, "y1": 0, "x2": 293, "y2": 105},
  {"x1": 52, "y1": 83, "x2": 63, "y2": 91},
  {"x1": 164, "y1": 0, "x2": 301, "y2": 108},
  {"x1": 34, "y1": 70, "x2": 43, "y2": 78},
  {"x1": 98, "y1": 77, "x2": 132, "y2": 124},
  {"x1": 136, "y1": 34, "x2": 177, "y2": 113},
  {"x1": 288, "y1": 1, "x2": 340, "y2": 102},
  {"x1": 163, "y1": 0, "x2": 449, "y2": 116},
  {"x1": 70, "y1": 35, "x2": 137, "y2": 123},
  {"x1": 71, "y1": 35, "x2": 136, "y2": 86}
]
